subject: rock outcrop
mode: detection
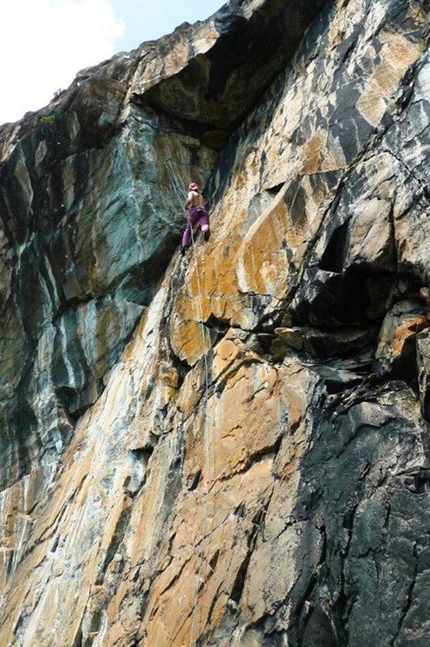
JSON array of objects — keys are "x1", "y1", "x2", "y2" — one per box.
[{"x1": 1, "y1": 0, "x2": 430, "y2": 645}]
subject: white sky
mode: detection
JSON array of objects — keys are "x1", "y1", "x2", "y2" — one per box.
[{"x1": 0, "y1": 0, "x2": 224, "y2": 126}]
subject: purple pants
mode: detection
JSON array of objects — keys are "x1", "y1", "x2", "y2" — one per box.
[{"x1": 181, "y1": 207, "x2": 210, "y2": 248}]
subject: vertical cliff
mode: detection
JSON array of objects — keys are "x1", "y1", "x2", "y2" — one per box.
[{"x1": 1, "y1": 0, "x2": 430, "y2": 645}]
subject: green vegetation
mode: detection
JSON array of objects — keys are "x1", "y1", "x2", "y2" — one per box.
[{"x1": 38, "y1": 111, "x2": 64, "y2": 143}]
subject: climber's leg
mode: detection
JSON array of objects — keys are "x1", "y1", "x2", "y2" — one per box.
[
  {"x1": 181, "y1": 208, "x2": 199, "y2": 250},
  {"x1": 198, "y1": 210, "x2": 210, "y2": 241},
  {"x1": 181, "y1": 221, "x2": 192, "y2": 249}
]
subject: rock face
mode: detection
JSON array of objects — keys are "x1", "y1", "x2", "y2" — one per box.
[{"x1": 1, "y1": 0, "x2": 430, "y2": 645}]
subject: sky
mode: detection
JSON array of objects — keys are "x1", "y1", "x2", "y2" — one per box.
[{"x1": 0, "y1": 0, "x2": 224, "y2": 126}]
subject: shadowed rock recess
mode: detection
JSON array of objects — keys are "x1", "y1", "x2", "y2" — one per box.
[{"x1": 1, "y1": 0, "x2": 430, "y2": 644}]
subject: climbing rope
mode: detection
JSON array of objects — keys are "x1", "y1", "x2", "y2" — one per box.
[
  {"x1": 188, "y1": 217, "x2": 213, "y2": 647},
  {"x1": 162, "y1": 161, "x2": 214, "y2": 645}
]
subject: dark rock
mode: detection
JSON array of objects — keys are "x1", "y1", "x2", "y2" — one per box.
[
  {"x1": 417, "y1": 333, "x2": 430, "y2": 421},
  {"x1": 141, "y1": 0, "x2": 330, "y2": 131},
  {"x1": 274, "y1": 324, "x2": 378, "y2": 358}
]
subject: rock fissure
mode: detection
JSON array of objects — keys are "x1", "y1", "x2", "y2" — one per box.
[{"x1": 390, "y1": 543, "x2": 419, "y2": 647}]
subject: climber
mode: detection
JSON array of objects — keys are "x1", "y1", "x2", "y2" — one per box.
[{"x1": 180, "y1": 182, "x2": 210, "y2": 255}]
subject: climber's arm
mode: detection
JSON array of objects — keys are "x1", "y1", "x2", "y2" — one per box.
[{"x1": 184, "y1": 192, "x2": 193, "y2": 210}]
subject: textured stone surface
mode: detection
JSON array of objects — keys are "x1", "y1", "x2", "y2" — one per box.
[{"x1": 1, "y1": 0, "x2": 430, "y2": 646}]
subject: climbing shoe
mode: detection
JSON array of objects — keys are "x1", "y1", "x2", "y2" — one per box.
[
  {"x1": 180, "y1": 246, "x2": 187, "y2": 256},
  {"x1": 203, "y1": 230, "x2": 210, "y2": 242}
]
